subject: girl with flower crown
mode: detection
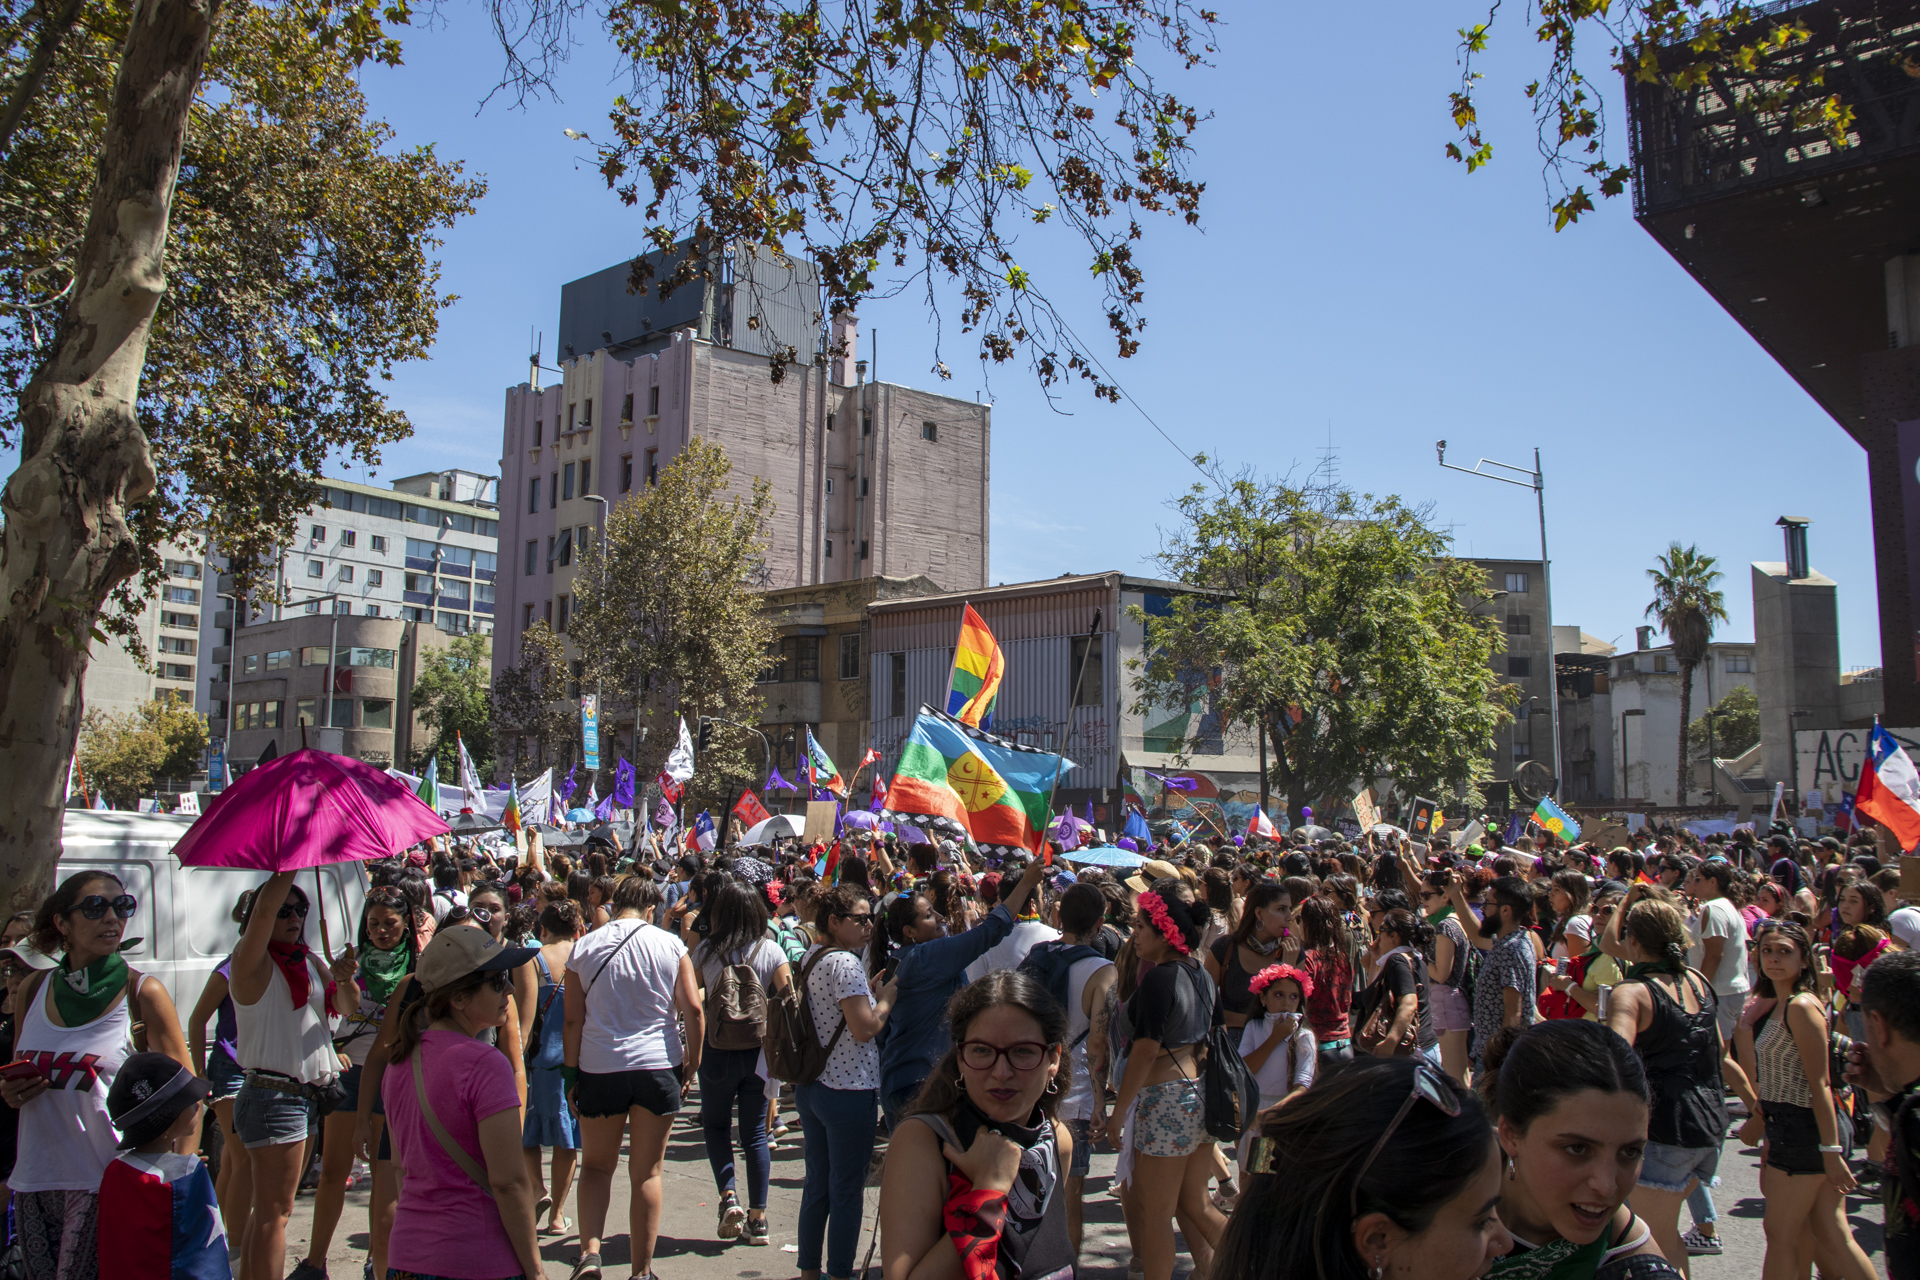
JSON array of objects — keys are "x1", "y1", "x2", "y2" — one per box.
[
  {"x1": 1103, "y1": 877, "x2": 1225, "y2": 1280},
  {"x1": 1235, "y1": 964, "x2": 1317, "y2": 1174}
]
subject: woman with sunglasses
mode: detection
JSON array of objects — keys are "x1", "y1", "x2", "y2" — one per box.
[
  {"x1": 1215, "y1": 1057, "x2": 1512, "y2": 1280},
  {"x1": 1479, "y1": 1019, "x2": 1680, "y2": 1280},
  {"x1": 878, "y1": 970, "x2": 1072, "y2": 1280},
  {"x1": 1419, "y1": 871, "x2": 1475, "y2": 1082},
  {"x1": 3, "y1": 871, "x2": 189, "y2": 1280},
  {"x1": 793, "y1": 884, "x2": 899, "y2": 1280},
  {"x1": 288, "y1": 884, "x2": 420, "y2": 1280},
  {"x1": 230, "y1": 872, "x2": 360, "y2": 1280}
]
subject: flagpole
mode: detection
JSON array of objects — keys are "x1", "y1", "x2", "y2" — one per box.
[{"x1": 1038, "y1": 609, "x2": 1103, "y2": 861}]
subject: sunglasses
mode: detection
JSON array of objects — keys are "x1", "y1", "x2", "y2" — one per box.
[
  {"x1": 957, "y1": 1040, "x2": 1049, "y2": 1072},
  {"x1": 74, "y1": 895, "x2": 137, "y2": 921},
  {"x1": 483, "y1": 971, "x2": 512, "y2": 993},
  {"x1": 1349, "y1": 1063, "x2": 1462, "y2": 1213},
  {"x1": 277, "y1": 902, "x2": 310, "y2": 920},
  {"x1": 836, "y1": 912, "x2": 874, "y2": 927},
  {"x1": 445, "y1": 905, "x2": 493, "y2": 925}
]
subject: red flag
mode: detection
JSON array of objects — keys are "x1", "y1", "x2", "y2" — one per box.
[
  {"x1": 657, "y1": 772, "x2": 685, "y2": 805},
  {"x1": 733, "y1": 789, "x2": 772, "y2": 828},
  {"x1": 858, "y1": 748, "x2": 881, "y2": 773},
  {"x1": 870, "y1": 771, "x2": 886, "y2": 811}
]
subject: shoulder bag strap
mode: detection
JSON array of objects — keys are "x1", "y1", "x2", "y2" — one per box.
[
  {"x1": 411, "y1": 1046, "x2": 494, "y2": 1198},
  {"x1": 585, "y1": 922, "x2": 645, "y2": 996},
  {"x1": 803, "y1": 949, "x2": 851, "y2": 1056}
]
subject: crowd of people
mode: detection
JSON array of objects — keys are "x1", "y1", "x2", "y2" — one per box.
[{"x1": 0, "y1": 814, "x2": 1915, "y2": 1280}]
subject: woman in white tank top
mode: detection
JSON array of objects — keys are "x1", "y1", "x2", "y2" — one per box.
[
  {"x1": 230, "y1": 871, "x2": 360, "y2": 1280},
  {"x1": 0, "y1": 870, "x2": 189, "y2": 1280}
]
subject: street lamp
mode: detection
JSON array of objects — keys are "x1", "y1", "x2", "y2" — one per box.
[
  {"x1": 1438, "y1": 441, "x2": 1562, "y2": 796},
  {"x1": 1621, "y1": 707, "x2": 1646, "y2": 802}
]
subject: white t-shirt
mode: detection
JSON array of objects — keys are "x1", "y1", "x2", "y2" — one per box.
[
  {"x1": 1687, "y1": 897, "x2": 1752, "y2": 996},
  {"x1": 1059, "y1": 954, "x2": 1115, "y2": 1123},
  {"x1": 431, "y1": 886, "x2": 467, "y2": 924},
  {"x1": 694, "y1": 938, "x2": 787, "y2": 995},
  {"x1": 1888, "y1": 905, "x2": 1920, "y2": 953},
  {"x1": 566, "y1": 919, "x2": 689, "y2": 1073},
  {"x1": 802, "y1": 946, "x2": 876, "y2": 1091},
  {"x1": 1552, "y1": 914, "x2": 1593, "y2": 961},
  {"x1": 1238, "y1": 1015, "x2": 1316, "y2": 1104},
  {"x1": 963, "y1": 920, "x2": 1061, "y2": 984}
]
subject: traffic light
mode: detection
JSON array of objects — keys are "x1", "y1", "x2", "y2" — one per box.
[{"x1": 696, "y1": 718, "x2": 714, "y2": 752}]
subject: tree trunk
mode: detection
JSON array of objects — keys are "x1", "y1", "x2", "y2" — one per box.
[
  {"x1": 0, "y1": 0, "x2": 221, "y2": 911},
  {"x1": 1676, "y1": 660, "x2": 1695, "y2": 808}
]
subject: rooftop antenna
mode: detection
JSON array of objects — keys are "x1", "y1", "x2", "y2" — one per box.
[{"x1": 530, "y1": 330, "x2": 543, "y2": 391}]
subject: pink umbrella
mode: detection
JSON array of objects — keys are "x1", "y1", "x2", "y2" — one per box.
[{"x1": 174, "y1": 750, "x2": 450, "y2": 955}]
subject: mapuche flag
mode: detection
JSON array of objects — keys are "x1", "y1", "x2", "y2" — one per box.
[
  {"x1": 945, "y1": 604, "x2": 1005, "y2": 729},
  {"x1": 879, "y1": 705, "x2": 1076, "y2": 857},
  {"x1": 1531, "y1": 795, "x2": 1581, "y2": 843},
  {"x1": 805, "y1": 727, "x2": 847, "y2": 797}
]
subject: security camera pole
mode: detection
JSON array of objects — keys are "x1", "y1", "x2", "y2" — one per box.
[{"x1": 1436, "y1": 441, "x2": 1562, "y2": 799}]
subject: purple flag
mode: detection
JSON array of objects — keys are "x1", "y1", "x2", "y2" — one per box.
[
  {"x1": 1084, "y1": 797, "x2": 1094, "y2": 824},
  {"x1": 765, "y1": 766, "x2": 796, "y2": 793},
  {"x1": 560, "y1": 763, "x2": 578, "y2": 803},
  {"x1": 1144, "y1": 770, "x2": 1198, "y2": 792},
  {"x1": 833, "y1": 802, "x2": 846, "y2": 839},
  {"x1": 594, "y1": 791, "x2": 615, "y2": 820},
  {"x1": 612, "y1": 758, "x2": 637, "y2": 808},
  {"x1": 654, "y1": 797, "x2": 676, "y2": 830}
]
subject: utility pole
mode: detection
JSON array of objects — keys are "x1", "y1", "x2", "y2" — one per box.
[{"x1": 1437, "y1": 442, "x2": 1563, "y2": 797}]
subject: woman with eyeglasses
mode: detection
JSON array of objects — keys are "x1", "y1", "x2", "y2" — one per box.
[
  {"x1": 1478, "y1": 1019, "x2": 1681, "y2": 1280},
  {"x1": 289, "y1": 884, "x2": 420, "y2": 1280},
  {"x1": 1215, "y1": 1056, "x2": 1512, "y2": 1280},
  {"x1": 1204, "y1": 882, "x2": 1297, "y2": 1032},
  {"x1": 563, "y1": 875, "x2": 705, "y2": 1280},
  {"x1": 878, "y1": 970, "x2": 1072, "y2": 1280},
  {"x1": 1418, "y1": 871, "x2": 1474, "y2": 1082},
  {"x1": 3, "y1": 871, "x2": 190, "y2": 1280},
  {"x1": 795, "y1": 884, "x2": 899, "y2": 1280}
]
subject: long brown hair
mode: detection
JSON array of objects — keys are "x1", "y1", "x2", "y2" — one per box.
[
  {"x1": 906, "y1": 970, "x2": 1068, "y2": 1122},
  {"x1": 1754, "y1": 921, "x2": 1819, "y2": 1000},
  {"x1": 387, "y1": 970, "x2": 494, "y2": 1064}
]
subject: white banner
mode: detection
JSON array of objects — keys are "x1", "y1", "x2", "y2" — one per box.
[{"x1": 1796, "y1": 727, "x2": 1920, "y2": 797}]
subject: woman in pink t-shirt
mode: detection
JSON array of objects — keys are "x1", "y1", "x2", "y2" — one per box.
[{"x1": 382, "y1": 926, "x2": 546, "y2": 1279}]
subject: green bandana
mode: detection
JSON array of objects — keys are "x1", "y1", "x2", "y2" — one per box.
[
  {"x1": 1426, "y1": 905, "x2": 1455, "y2": 925},
  {"x1": 358, "y1": 944, "x2": 410, "y2": 1006},
  {"x1": 54, "y1": 950, "x2": 128, "y2": 1027}
]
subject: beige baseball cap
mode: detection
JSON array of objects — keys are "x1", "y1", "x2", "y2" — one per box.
[{"x1": 414, "y1": 926, "x2": 536, "y2": 995}]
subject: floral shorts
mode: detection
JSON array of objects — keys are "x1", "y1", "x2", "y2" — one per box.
[{"x1": 1132, "y1": 1077, "x2": 1205, "y2": 1158}]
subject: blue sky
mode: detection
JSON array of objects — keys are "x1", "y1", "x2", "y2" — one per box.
[{"x1": 312, "y1": 1, "x2": 1874, "y2": 669}]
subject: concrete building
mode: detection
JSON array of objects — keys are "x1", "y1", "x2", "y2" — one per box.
[
  {"x1": 491, "y1": 243, "x2": 991, "y2": 713},
  {"x1": 85, "y1": 545, "x2": 213, "y2": 722},
  {"x1": 222, "y1": 614, "x2": 479, "y2": 771},
  {"x1": 1608, "y1": 630, "x2": 1759, "y2": 807},
  {"x1": 1470, "y1": 559, "x2": 1552, "y2": 807},
  {"x1": 1553, "y1": 626, "x2": 1617, "y2": 805},
  {"x1": 866, "y1": 573, "x2": 1262, "y2": 832}
]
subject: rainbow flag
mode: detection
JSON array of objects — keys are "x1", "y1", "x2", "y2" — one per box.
[
  {"x1": 501, "y1": 779, "x2": 522, "y2": 835},
  {"x1": 879, "y1": 706, "x2": 1075, "y2": 856},
  {"x1": 945, "y1": 604, "x2": 1005, "y2": 729}
]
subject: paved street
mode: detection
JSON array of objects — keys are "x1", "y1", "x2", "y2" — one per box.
[{"x1": 281, "y1": 1093, "x2": 1892, "y2": 1280}]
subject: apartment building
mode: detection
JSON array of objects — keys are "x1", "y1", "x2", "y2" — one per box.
[{"x1": 85, "y1": 545, "x2": 213, "y2": 721}]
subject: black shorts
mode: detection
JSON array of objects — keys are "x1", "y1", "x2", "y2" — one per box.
[
  {"x1": 574, "y1": 1065, "x2": 684, "y2": 1119},
  {"x1": 1763, "y1": 1100, "x2": 1850, "y2": 1175}
]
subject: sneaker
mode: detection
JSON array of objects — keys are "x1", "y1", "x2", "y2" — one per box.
[
  {"x1": 1209, "y1": 1189, "x2": 1237, "y2": 1214},
  {"x1": 571, "y1": 1253, "x2": 603, "y2": 1280},
  {"x1": 745, "y1": 1216, "x2": 770, "y2": 1246},
  {"x1": 718, "y1": 1192, "x2": 746, "y2": 1240},
  {"x1": 288, "y1": 1263, "x2": 328, "y2": 1280},
  {"x1": 1681, "y1": 1228, "x2": 1722, "y2": 1256}
]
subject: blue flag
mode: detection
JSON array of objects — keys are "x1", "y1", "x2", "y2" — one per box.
[{"x1": 1123, "y1": 809, "x2": 1151, "y2": 841}]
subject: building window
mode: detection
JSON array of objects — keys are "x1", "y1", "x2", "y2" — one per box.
[
  {"x1": 582, "y1": 399, "x2": 593, "y2": 426},
  {"x1": 557, "y1": 595, "x2": 570, "y2": 633},
  {"x1": 526, "y1": 540, "x2": 537, "y2": 576},
  {"x1": 371, "y1": 535, "x2": 387, "y2": 553},
  {"x1": 329, "y1": 698, "x2": 353, "y2": 729},
  {"x1": 563, "y1": 463, "x2": 575, "y2": 501},
  {"x1": 163, "y1": 585, "x2": 200, "y2": 606},
  {"x1": 1070, "y1": 636, "x2": 1103, "y2": 706},
  {"x1": 1512, "y1": 742, "x2": 1532, "y2": 761},
  {"x1": 367, "y1": 569, "x2": 383, "y2": 588},
  {"x1": 546, "y1": 537, "x2": 555, "y2": 574},
  {"x1": 159, "y1": 662, "x2": 193, "y2": 681},
  {"x1": 621, "y1": 393, "x2": 633, "y2": 422},
  {"x1": 404, "y1": 572, "x2": 434, "y2": 594},
  {"x1": 533, "y1": 419, "x2": 542, "y2": 446},
  {"x1": 645, "y1": 449, "x2": 657, "y2": 485},
  {"x1": 362, "y1": 699, "x2": 394, "y2": 730},
  {"x1": 1504, "y1": 572, "x2": 1530, "y2": 594},
  {"x1": 164, "y1": 559, "x2": 201, "y2": 579},
  {"x1": 307, "y1": 560, "x2": 323, "y2": 578},
  {"x1": 549, "y1": 472, "x2": 558, "y2": 509},
  {"x1": 243, "y1": 653, "x2": 259, "y2": 674},
  {"x1": 544, "y1": 600, "x2": 553, "y2": 626},
  {"x1": 558, "y1": 529, "x2": 573, "y2": 568},
  {"x1": 860, "y1": 477, "x2": 869, "y2": 497},
  {"x1": 365, "y1": 605, "x2": 380, "y2": 617},
  {"x1": 824, "y1": 538, "x2": 833, "y2": 558},
  {"x1": 825, "y1": 477, "x2": 834, "y2": 495},
  {"x1": 839, "y1": 633, "x2": 861, "y2": 680},
  {"x1": 922, "y1": 420, "x2": 937, "y2": 441},
  {"x1": 863, "y1": 414, "x2": 872, "y2": 436},
  {"x1": 344, "y1": 648, "x2": 396, "y2": 669},
  {"x1": 341, "y1": 530, "x2": 356, "y2": 548},
  {"x1": 793, "y1": 636, "x2": 819, "y2": 681},
  {"x1": 439, "y1": 579, "x2": 471, "y2": 606},
  {"x1": 1507, "y1": 656, "x2": 1532, "y2": 678},
  {"x1": 890, "y1": 653, "x2": 907, "y2": 718},
  {"x1": 1725, "y1": 653, "x2": 1752, "y2": 673},
  {"x1": 649, "y1": 386, "x2": 660, "y2": 416},
  {"x1": 339, "y1": 565, "x2": 354, "y2": 584},
  {"x1": 528, "y1": 477, "x2": 540, "y2": 513},
  {"x1": 311, "y1": 524, "x2": 326, "y2": 543},
  {"x1": 301, "y1": 646, "x2": 332, "y2": 667},
  {"x1": 158, "y1": 636, "x2": 196, "y2": 656},
  {"x1": 568, "y1": 403, "x2": 576, "y2": 431},
  {"x1": 266, "y1": 649, "x2": 293, "y2": 670},
  {"x1": 1653, "y1": 655, "x2": 1670, "y2": 672},
  {"x1": 827, "y1": 413, "x2": 836, "y2": 431},
  {"x1": 580, "y1": 460, "x2": 592, "y2": 494},
  {"x1": 295, "y1": 698, "x2": 318, "y2": 727},
  {"x1": 1504, "y1": 613, "x2": 1530, "y2": 635},
  {"x1": 161, "y1": 610, "x2": 197, "y2": 630},
  {"x1": 1516, "y1": 701, "x2": 1531, "y2": 721},
  {"x1": 305, "y1": 600, "x2": 321, "y2": 614},
  {"x1": 523, "y1": 604, "x2": 534, "y2": 629},
  {"x1": 621, "y1": 455, "x2": 633, "y2": 492},
  {"x1": 859, "y1": 540, "x2": 869, "y2": 560}
]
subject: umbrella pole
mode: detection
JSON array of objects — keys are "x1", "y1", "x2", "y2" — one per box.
[{"x1": 314, "y1": 865, "x2": 332, "y2": 963}]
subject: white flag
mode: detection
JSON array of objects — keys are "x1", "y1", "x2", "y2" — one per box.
[
  {"x1": 457, "y1": 734, "x2": 486, "y2": 809},
  {"x1": 663, "y1": 716, "x2": 695, "y2": 785}
]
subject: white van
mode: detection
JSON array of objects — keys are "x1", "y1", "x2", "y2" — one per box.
[{"x1": 55, "y1": 811, "x2": 371, "y2": 1030}]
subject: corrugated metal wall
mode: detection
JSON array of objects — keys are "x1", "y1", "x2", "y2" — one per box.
[{"x1": 868, "y1": 578, "x2": 1117, "y2": 650}]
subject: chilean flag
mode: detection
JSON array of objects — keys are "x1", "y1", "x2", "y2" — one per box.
[
  {"x1": 1857, "y1": 723, "x2": 1920, "y2": 851},
  {"x1": 97, "y1": 1150, "x2": 230, "y2": 1278},
  {"x1": 1247, "y1": 806, "x2": 1280, "y2": 840}
]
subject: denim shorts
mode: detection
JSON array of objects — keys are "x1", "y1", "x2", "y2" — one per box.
[
  {"x1": 207, "y1": 1049, "x2": 245, "y2": 1101},
  {"x1": 1637, "y1": 1140, "x2": 1719, "y2": 1193},
  {"x1": 1063, "y1": 1117, "x2": 1091, "y2": 1179},
  {"x1": 235, "y1": 1079, "x2": 322, "y2": 1149}
]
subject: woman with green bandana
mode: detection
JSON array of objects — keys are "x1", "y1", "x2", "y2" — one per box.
[
  {"x1": 1, "y1": 870, "x2": 189, "y2": 1280},
  {"x1": 289, "y1": 885, "x2": 421, "y2": 1280}
]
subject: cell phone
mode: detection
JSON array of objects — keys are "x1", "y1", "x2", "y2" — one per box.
[{"x1": 0, "y1": 1059, "x2": 44, "y2": 1083}]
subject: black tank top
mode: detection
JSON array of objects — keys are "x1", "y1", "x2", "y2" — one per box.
[{"x1": 1624, "y1": 967, "x2": 1726, "y2": 1148}]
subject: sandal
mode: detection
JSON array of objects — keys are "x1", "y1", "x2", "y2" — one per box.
[
  {"x1": 543, "y1": 1215, "x2": 573, "y2": 1236},
  {"x1": 535, "y1": 1192, "x2": 554, "y2": 1221}
]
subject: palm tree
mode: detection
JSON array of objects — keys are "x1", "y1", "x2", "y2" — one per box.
[{"x1": 1646, "y1": 544, "x2": 1729, "y2": 806}]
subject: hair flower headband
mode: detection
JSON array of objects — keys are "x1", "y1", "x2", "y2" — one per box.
[
  {"x1": 1136, "y1": 890, "x2": 1190, "y2": 956},
  {"x1": 1248, "y1": 962, "x2": 1314, "y2": 1002}
]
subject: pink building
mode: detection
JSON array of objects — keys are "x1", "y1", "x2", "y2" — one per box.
[{"x1": 492, "y1": 248, "x2": 991, "y2": 709}]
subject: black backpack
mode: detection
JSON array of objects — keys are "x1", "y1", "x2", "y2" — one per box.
[{"x1": 1017, "y1": 942, "x2": 1104, "y2": 1049}]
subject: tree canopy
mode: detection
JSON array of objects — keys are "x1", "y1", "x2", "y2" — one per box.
[
  {"x1": 1688, "y1": 684, "x2": 1759, "y2": 761},
  {"x1": 1130, "y1": 469, "x2": 1512, "y2": 823},
  {"x1": 410, "y1": 631, "x2": 494, "y2": 780},
  {"x1": 490, "y1": 620, "x2": 573, "y2": 781},
  {"x1": 76, "y1": 690, "x2": 207, "y2": 807}
]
